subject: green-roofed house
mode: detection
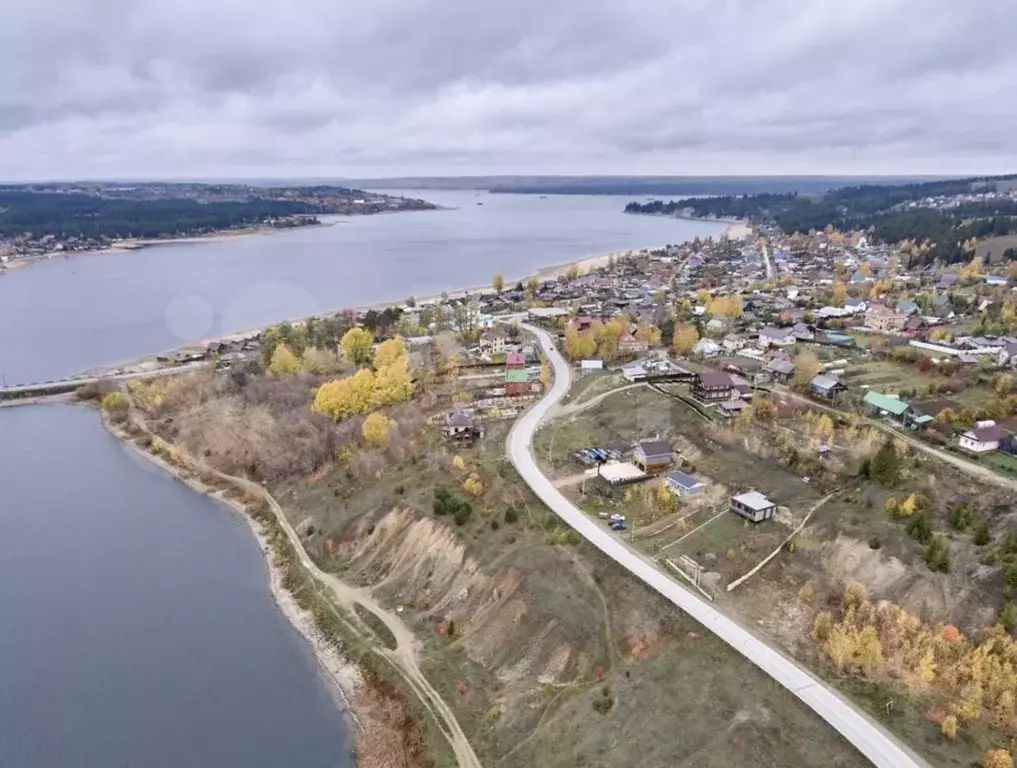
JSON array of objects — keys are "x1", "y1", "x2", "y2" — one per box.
[
  {"x1": 863, "y1": 390, "x2": 910, "y2": 422},
  {"x1": 505, "y1": 367, "x2": 531, "y2": 396}
]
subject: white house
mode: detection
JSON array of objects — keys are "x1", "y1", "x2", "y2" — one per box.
[
  {"x1": 580, "y1": 360, "x2": 604, "y2": 371},
  {"x1": 722, "y1": 333, "x2": 747, "y2": 352},
  {"x1": 959, "y1": 423, "x2": 1007, "y2": 454},
  {"x1": 758, "y1": 326, "x2": 796, "y2": 347},
  {"x1": 479, "y1": 329, "x2": 509, "y2": 354},
  {"x1": 693, "y1": 338, "x2": 722, "y2": 358}
]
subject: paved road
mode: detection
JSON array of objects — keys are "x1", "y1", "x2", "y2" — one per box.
[
  {"x1": 506, "y1": 322, "x2": 928, "y2": 768},
  {"x1": 762, "y1": 242, "x2": 774, "y2": 279},
  {"x1": 0, "y1": 362, "x2": 205, "y2": 397}
]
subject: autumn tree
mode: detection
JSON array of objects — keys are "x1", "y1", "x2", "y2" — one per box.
[
  {"x1": 707, "y1": 295, "x2": 743, "y2": 319},
  {"x1": 373, "y1": 337, "x2": 407, "y2": 370},
  {"x1": 565, "y1": 264, "x2": 580, "y2": 280},
  {"x1": 362, "y1": 412, "x2": 392, "y2": 448},
  {"x1": 672, "y1": 323, "x2": 700, "y2": 356},
  {"x1": 983, "y1": 748, "x2": 1013, "y2": 768},
  {"x1": 525, "y1": 277, "x2": 539, "y2": 298},
  {"x1": 793, "y1": 351, "x2": 822, "y2": 388},
  {"x1": 815, "y1": 414, "x2": 835, "y2": 442},
  {"x1": 635, "y1": 324, "x2": 662, "y2": 347},
  {"x1": 539, "y1": 361, "x2": 551, "y2": 388},
  {"x1": 492, "y1": 272, "x2": 504, "y2": 293},
  {"x1": 268, "y1": 344, "x2": 300, "y2": 375},
  {"x1": 341, "y1": 327, "x2": 374, "y2": 365},
  {"x1": 831, "y1": 281, "x2": 847, "y2": 307},
  {"x1": 564, "y1": 329, "x2": 597, "y2": 361}
]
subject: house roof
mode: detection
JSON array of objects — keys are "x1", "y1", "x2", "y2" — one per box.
[
  {"x1": 635, "y1": 439, "x2": 671, "y2": 458},
  {"x1": 967, "y1": 425, "x2": 1007, "y2": 443},
  {"x1": 863, "y1": 390, "x2": 909, "y2": 415},
  {"x1": 697, "y1": 371, "x2": 734, "y2": 388},
  {"x1": 445, "y1": 406, "x2": 474, "y2": 428},
  {"x1": 810, "y1": 374, "x2": 844, "y2": 391},
  {"x1": 505, "y1": 352, "x2": 526, "y2": 366},
  {"x1": 765, "y1": 359, "x2": 795, "y2": 375},
  {"x1": 732, "y1": 491, "x2": 775, "y2": 511},
  {"x1": 759, "y1": 326, "x2": 793, "y2": 340},
  {"x1": 667, "y1": 470, "x2": 704, "y2": 488}
]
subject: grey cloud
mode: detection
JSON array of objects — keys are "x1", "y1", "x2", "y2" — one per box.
[{"x1": 1, "y1": 0, "x2": 1017, "y2": 179}]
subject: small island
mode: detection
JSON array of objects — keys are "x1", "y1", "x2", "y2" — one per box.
[{"x1": 0, "y1": 182, "x2": 436, "y2": 270}]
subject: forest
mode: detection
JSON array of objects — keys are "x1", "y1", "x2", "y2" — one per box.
[{"x1": 625, "y1": 175, "x2": 1017, "y2": 265}]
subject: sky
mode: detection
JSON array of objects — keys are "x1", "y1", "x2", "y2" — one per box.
[{"x1": 3, "y1": 0, "x2": 1017, "y2": 181}]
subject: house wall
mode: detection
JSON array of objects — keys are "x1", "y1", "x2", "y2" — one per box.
[
  {"x1": 666, "y1": 479, "x2": 704, "y2": 497},
  {"x1": 959, "y1": 436, "x2": 999, "y2": 453},
  {"x1": 730, "y1": 499, "x2": 775, "y2": 522}
]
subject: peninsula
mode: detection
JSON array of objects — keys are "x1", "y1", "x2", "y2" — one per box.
[{"x1": 0, "y1": 182, "x2": 436, "y2": 271}]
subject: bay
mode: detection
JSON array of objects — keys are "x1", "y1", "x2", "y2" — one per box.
[{"x1": 0, "y1": 191, "x2": 724, "y2": 385}]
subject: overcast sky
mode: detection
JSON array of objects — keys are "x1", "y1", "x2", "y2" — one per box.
[{"x1": 3, "y1": 0, "x2": 1016, "y2": 180}]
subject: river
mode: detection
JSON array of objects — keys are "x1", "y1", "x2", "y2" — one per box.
[
  {"x1": 0, "y1": 192, "x2": 724, "y2": 767},
  {"x1": 0, "y1": 404, "x2": 353, "y2": 767},
  {"x1": 0, "y1": 191, "x2": 724, "y2": 385}
]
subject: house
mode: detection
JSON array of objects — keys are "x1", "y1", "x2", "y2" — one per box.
[
  {"x1": 791, "y1": 322, "x2": 815, "y2": 341},
  {"x1": 442, "y1": 405, "x2": 482, "y2": 444},
  {"x1": 959, "y1": 423, "x2": 1007, "y2": 454},
  {"x1": 730, "y1": 491, "x2": 777, "y2": 523},
  {"x1": 903, "y1": 315, "x2": 928, "y2": 337},
  {"x1": 718, "y1": 399, "x2": 748, "y2": 417},
  {"x1": 618, "y1": 332, "x2": 649, "y2": 356},
  {"x1": 986, "y1": 275, "x2": 1008, "y2": 287},
  {"x1": 810, "y1": 374, "x2": 846, "y2": 399},
  {"x1": 665, "y1": 470, "x2": 706, "y2": 498},
  {"x1": 863, "y1": 390, "x2": 909, "y2": 420},
  {"x1": 622, "y1": 364, "x2": 647, "y2": 382},
  {"x1": 722, "y1": 333, "x2": 747, "y2": 352},
  {"x1": 693, "y1": 338, "x2": 722, "y2": 358},
  {"x1": 844, "y1": 298, "x2": 867, "y2": 314},
  {"x1": 480, "y1": 329, "x2": 509, "y2": 354},
  {"x1": 505, "y1": 368, "x2": 530, "y2": 396},
  {"x1": 865, "y1": 305, "x2": 908, "y2": 333},
  {"x1": 693, "y1": 371, "x2": 734, "y2": 402},
  {"x1": 758, "y1": 326, "x2": 796, "y2": 347},
  {"x1": 706, "y1": 318, "x2": 726, "y2": 334},
  {"x1": 505, "y1": 352, "x2": 526, "y2": 369},
  {"x1": 580, "y1": 359, "x2": 604, "y2": 371},
  {"x1": 897, "y1": 300, "x2": 919, "y2": 315},
  {"x1": 765, "y1": 358, "x2": 795, "y2": 383},
  {"x1": 633, "y1": 440, "x2": 672, "y2": 472}
]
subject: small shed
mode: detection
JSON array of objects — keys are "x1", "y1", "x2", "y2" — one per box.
[
  {"x1": 665, "y1": 470, "x2": 706, "y2": 498},
  {"x1": 730, "y1": 491, "x2": 777, "y2": 523},
  {"x1": 810, "y1": 374, "x2": 846, "y2": 399},
  {"x1": 622, "y1": 364, "x2": 647, "y2": 382}
]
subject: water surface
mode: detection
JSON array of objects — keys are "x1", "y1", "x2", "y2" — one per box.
[
  {"x1": 0, "y1": 404, "x2": 352, "y2": 768},
  {"x1": 0, "y1": 191, "x2": 723, "y2": 384}
]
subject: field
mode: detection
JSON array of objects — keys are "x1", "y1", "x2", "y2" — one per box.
[
  {"x1": 975, "y1": 233, "x2": 1017, "y2": 264},
  {"x1": 841, "y1": 358, "x2": 928, "y2": 394}
]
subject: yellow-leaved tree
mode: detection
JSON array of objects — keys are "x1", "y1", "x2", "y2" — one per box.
[
  {"x1": 313, "y1": 368, "x2": 377, "y2": 421},
  {"x1": 373, "y1": 337, "x2": 407, "y2": 370},
  {"x1": 793, "y1": 351, "x2": 822, "y2": 388},
  {"x1": 341, "y1": 327, "x2": 374, "y2": 365},
  {"x1": 564, "y1": 329, "x2": 597, "y2": 360},
  {"x1": 268, "y1": 344, "x2": 301, "y2": 375},
  {"x1": 374, "y1": 355, "x2": 414, "y2": 406},
  {"x1": 635, "y1": 324, "x2": 662, "y2": 347},
  {"x1": 672, "y1": 323, "x2": 699, "y2": 356},
  {"x1": 492, "y1": 273, "x2": 504, "y2": 293},
  {"x1": 539, "y1": 361, "x2": 551, "y2": 388},
  {"x1": 362, "y1": 412, "x2": 392, "y2": 448}
]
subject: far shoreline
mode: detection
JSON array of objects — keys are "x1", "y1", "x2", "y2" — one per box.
[{"x1": 77, "y1": 218, "x2": 738, "y2": 379}]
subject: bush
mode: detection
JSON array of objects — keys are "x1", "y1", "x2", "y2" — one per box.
[
  {"x1": 906, "y1": 513, "x2": 933, "y2": 544},
  {"x1": 925, "y1": 534, "x2": 951, "y2": 573},
  {"x1": 100, "y1": 391, "x2": 129, "y2": 417},
  {"x1": 974, "y1": 519, "x2": 992, "y2": 546},
  {"x1": 504, "y1": 506, "x2": 519, "y2": 524},
  {"x1": 868, "y1": 536, "x2": 882, "y2": 550},
  {"x1": 453, "y1": 503, "x2": 473, "y2": 527},
  {"x1": 490, "y1": 519, "x2": 500, "y2": 531}
]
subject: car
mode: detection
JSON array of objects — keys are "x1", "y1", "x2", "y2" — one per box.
[{"x1": 610, "y1": 521, "x2": 626, "y2": 531}]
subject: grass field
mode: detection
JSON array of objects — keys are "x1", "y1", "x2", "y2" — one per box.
[{"x1": 975, "y1": 233, "x2": 1017, "y2": 264}]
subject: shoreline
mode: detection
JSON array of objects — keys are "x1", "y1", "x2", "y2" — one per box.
[{"x1": 102, "y1": 412, "x2": 365, "y2": 751}]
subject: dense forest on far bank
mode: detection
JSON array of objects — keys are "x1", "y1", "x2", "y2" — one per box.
[
  {"x1": 0, "y1": 183, "x2": 436, "y2": 240},
  {"x1": 626, "y1": 175, "x2": 1017, "y2": 266}
]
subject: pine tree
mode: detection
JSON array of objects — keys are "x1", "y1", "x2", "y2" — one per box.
[{"x1": 869, "y1": 438, "x2": 901, "y2": 486}]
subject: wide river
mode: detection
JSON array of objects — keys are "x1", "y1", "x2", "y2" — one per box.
[
  {"x1": 0, "y1": 190, "x2": 723, "y2": 385},
  {"x1": 0, "y1": 192, "x2": 724, "y2": 766},
  {"x1": 0, "y1": 404, "x2": 352, "y2": 768}
]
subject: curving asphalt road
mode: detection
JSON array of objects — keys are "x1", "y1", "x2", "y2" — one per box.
[{"x1": 506, "y1": 322, "x2": 928, "y2": 768}]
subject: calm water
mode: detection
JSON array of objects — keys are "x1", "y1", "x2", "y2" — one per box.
[
  {"x1": 0, "y1": 191, "x2": 723, "y2": 384},
  {"x1": 0, "y1": 405, "x2": 352, "y2": 768}
]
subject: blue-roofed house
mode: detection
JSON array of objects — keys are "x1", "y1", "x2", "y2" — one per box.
[
  {"x1": 665, "y1": 470, "x2": 706, "y2": 498},
  {"x1": 810, "y1": 374, "x2": 846, "y2": 399},
  {"x1": 897, "y1": 300, "x2": 919, "y2": 315}
]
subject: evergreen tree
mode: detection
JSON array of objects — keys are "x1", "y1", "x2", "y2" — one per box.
[{"x1": 869, "y1": 438, "x2": 901, "y2": 486}]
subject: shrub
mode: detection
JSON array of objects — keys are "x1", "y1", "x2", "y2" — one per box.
[
  {"x1": 100, "y1": 391, "x2": 129, "y2": 417},
  {"x1": 868, "y1": 536, "x2": 882, "y2": 550},
  {"x1": 504, "y1": 506, "x2": 519, "y2": 524},
  {"x1": 974, "y1": 519, "x2": 992, "y2": 546},
  {"x1": 453, "y1": 503, "x2": 473, "y2": 527},
  {"x1": 490, "y1": 519, "x2": 500, "y2": 531},
  {"x1": 906, "y1": 513, "x2": 933, "y2": 544},
  {"x1": 925, "y1": 534, "x2": 951, "y2": 573},
  {"x1": 940, "y1": 714, "x2": 958, "y2": 740}
]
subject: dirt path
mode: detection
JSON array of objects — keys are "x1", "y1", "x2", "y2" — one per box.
[
  {"x1": 779, "y1": 388, "x2": 1017, "y2": 491},
  {"x1": 553, "y1": 470, "x2": 594, "y2": 488},
  {"x1": 122, "y1": 404, "x2": 482, "y2": 768},
  {"x1": 554, "y1": 381, "x2": 646, "y2": 418}
]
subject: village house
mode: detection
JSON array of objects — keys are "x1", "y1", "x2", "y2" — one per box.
[
  {"x1": 692, "y1": 370, "x2": 735, "y2": 402},
  {"x1": 442, "y1": 405, "x2": 483, "y2": 444},
  {"x1": 764, "y1": 358, "x2": 795, "y2": 383},
  {"x1": 633, "y1": 439, "x2": 673, "y2": 472},
  {"x1": 865, "y1": 304, "x2": 908, "y2": 333},
  {"x1": 730, "y1": 491, "x2": 777, "y2": 523},
  {"x1": 810, "y1": 374, "x2": 847, "y2": 399},
  {"x1": 665, "y1": 469, "x2": 706, "y2": 498},
  {"x1": 479, "y1": 328, "x2": 510, "y2": 354},
  {"x1": 758, "y1": 326, "x2": 796, "y2": 347},
  {"x1": 791, "y1": 322, "x2": 815, "y2": 341},
  {"x1": 693, "y1": 338, "x2": 722, "y2": 358},
  {"x1": 863, "y1": 390, "x2": 910, "y2": 421},
  {"x1": 722, "y1": 333, "x2": 747, "y2": 352},
  {"x1": 617, "y1": 331, "x2": 649, "y2": 356},
  {"x1": 959, "y1": 422, "x2": 1007, "y2": 454}
]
